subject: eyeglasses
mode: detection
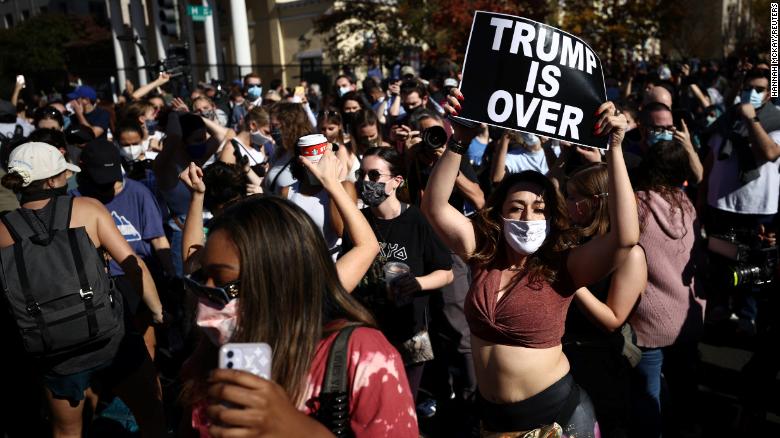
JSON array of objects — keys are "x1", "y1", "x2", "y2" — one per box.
[
  {"x1": 743, "y1": 86, "x2": 767, "y2": 94},
  {"x1": 183, "y1": 270, "x2": 240, "y2": 307},
  {"x1": 646, "y1": 125, "x2": 674, "y2": 135},
  {"x1": 355, "y1": 169, "x2": 393, "y2": 182}
]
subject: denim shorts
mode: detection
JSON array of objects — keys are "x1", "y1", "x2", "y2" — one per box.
[{"x1": 43, "y1": 333, "x2": 147, "y2": 402}]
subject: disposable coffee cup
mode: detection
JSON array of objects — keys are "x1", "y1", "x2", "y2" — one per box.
[{"x1": 297, "y1": 134, "x2": 328, "y2": 164}]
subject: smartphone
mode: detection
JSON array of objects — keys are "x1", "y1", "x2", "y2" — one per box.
[
  {"x1": 294, "y1": 86, "x2": 305, "y2": 97},
  {"x1": 218, "y1": 343, "x2": 272, "y2": 379},
  {"x1": 16, "y1": 75, "x2": 25, "y2": 88},
  {"x1": 672, "y1": 109, "x2": 692, "y2": 130}
]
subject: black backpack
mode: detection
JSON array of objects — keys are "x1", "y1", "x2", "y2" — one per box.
[
  {"x1": 313, "y1": 324, "x2": 360, "y2": 437},
  {"x1": 0, "y1": 196, "x2": 124, "y2": 374}
]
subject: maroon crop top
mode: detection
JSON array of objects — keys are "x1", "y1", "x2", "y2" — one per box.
[{"x1": 464, "y1": 264, "x2": 575, "y2": 348}]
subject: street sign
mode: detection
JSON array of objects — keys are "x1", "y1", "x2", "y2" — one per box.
[{"x1": 187, "y1": 5, "x2": 212, "y2": 22}]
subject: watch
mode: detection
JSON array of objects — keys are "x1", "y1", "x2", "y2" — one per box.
[{"x1": 447, "y1": 137, "x2": 468, "y2": 155}]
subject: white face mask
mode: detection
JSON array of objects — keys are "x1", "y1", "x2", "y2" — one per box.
[
  {"x1": 502, "y1": 218, "x2": 550, "y2": 256},
  {"x1": 338, "y1": 86, "x2": 351, "y2": 97},
  {"x1": 120, "y1": 144, "x2": 145, "y2": 161}
]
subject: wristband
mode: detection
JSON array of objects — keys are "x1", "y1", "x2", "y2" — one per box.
[{"x1": 447, "y1": 137, "x2": 468, "y2": 155}]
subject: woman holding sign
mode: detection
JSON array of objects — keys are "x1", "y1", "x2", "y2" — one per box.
[{"x1": 423, "y1": 88, "x2": 638, "y2": 437}]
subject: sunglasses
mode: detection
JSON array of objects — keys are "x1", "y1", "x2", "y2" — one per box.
[
  {"x1": 355, "y1": 169, "x2": 393, "y2": 182},
  {"x1": 744, "y1": 86, "x2": 767, "y2": 94},
  {"x1": 183, "y1": 270, "x2": 240, "y2": 306}
]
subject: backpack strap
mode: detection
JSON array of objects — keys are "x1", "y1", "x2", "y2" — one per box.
[
  {"x1": 67, "y1": 228, "x2": 98, "y2": 339},
  {"x1": 5, "y1": 196, "x2": 70, "y2": 245},
  {"x1": 51, "y1": 196, "x2": 74, "y2": 231},
  {"x1": 12, "y1": 239, "x2": 53, "y2": 350},
  {"x1": 316, "y1": 324, "x2": 360, "y2": 437}
]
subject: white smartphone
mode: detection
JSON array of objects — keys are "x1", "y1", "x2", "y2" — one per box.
[
  {"x1": 16, "y1": 75, "x2": 25, "y2": 88},
  {"x1": 218, "y1": 342, "x2": 272, "y2": 379}
]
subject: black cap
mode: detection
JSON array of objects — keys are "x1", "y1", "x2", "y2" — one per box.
[
  {"x1": 65, "y1": 124, "x2": 96, "y2": 145},
  {"x1": 79, "y1": 139, "x2": 123, "y2": 184}
]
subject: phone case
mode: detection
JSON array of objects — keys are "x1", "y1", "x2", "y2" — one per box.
[{"x1": 218, "y1": 343, "x2": 272, "y2": 379}]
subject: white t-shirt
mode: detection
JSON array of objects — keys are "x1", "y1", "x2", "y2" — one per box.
[
  {"x1": 707, "y1": 130, "x2": 780, "y2": 215},
  {"x1": 504, "y1": 147, "x2": 548, "y2": 175}
]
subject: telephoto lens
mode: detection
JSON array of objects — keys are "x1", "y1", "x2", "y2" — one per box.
[{"x1": 421, "y1": 125, "x2": 448, "y2": 149}]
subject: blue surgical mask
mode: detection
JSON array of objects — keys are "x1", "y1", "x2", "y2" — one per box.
[
  {"x1": 741, "y1": 89, "x2": 765, "y2": 109},
  {"x1": 247, "y1": 85, "x2": 262, "y2": 100},
  {"x1": 63, "y1": 115, "x2": 71, "y2": 130},
  {"x1": 647, "y1": 130, "x2": 673, "y2": 146},
  {"x1": 270, "y1": 126, "x2": 283, "y2": 148}
]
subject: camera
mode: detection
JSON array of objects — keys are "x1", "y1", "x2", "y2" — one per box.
[
  {"x1": 420, "y1": 125, "x2": 447, "y2": 149},
  {"x1": 708, "y1": 230, "x2": 778, "y2": 287}
]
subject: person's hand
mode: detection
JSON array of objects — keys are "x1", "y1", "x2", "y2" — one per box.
[
  {"x1": 575, "y1": 145, "x2": 602, "y2": 163},
  {"x1": 156, "y1": 72, "x2": 171, "y2": 84},
  {"x1": 388, "y1": 272, "x2": 421, "y2": 307},
  {"x1": 392, "y1": 124, "x2": 414, "y2": 142},
  {"x1": 148, "y1": 136, "x2": 163, "y2": 152},
  {"x1": 673, "y1": 119, "x2": 694, "y2": 150},
  {"x1": 69, "y1": 99, "x2": 83, "y2": 116},
  {"x1": 594, "y1": 101, "x2": 627, "y2": 149},
  {"x1": 299, "y1": 150, "x2": 344, "y2": 189},
  {"x1": 738, "y1": 102, "x2": 757, "y2": 120},
  {"x1": 246, "y1": 183, "x2": 263, "y2": 195},
  {"x1": 171, "y1": 97, "x2": 189, "y2": 113},
  {"x1": 443, "y1": 88, "x2": 480, "y2": 142},
  {"x1": 404, "y1": 129, "x2": 422, "y2": 151},
  {"x1": 758, "y1": 224, "x2": 777, "y2": 247},
  {"x1": 179, "y1": 162, "x2": 206, "y2": 194},
  {"x1": 206, "y1": 369, "x2": 331, "y2": 438},
  {"x1": 388, "y1": 81, "x2": 401, "y2": 97},
  {"x1": 152, "y1": 310, "x2": 166, "y2": 325},
  {"x1": 680, "y1": 64, "x2": 690, "y2": 77},
  {"x1": 125, "y1": 79, "x2": 135, "y2": 95}
]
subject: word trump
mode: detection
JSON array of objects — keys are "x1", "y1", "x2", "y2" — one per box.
[{"x1": 489, "y1": 17, "x2": 598, "y2": 75}]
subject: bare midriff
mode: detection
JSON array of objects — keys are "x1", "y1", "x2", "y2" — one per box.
[{"x1": 472, "y1": 334, "x2": 570, "y2": 404}]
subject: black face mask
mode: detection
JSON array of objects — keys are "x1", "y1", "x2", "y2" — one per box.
[
  {"x1": 270, "y1": 127, "x2": 283, "y2": 149},
  {"x1": 76, "y1": 174, "x2": 117, "y2": 203},
  {"x1": 357, "y1": 180, "x2": 388, "y2": 207},
  {"x1": 19, "y1": 186, "x2": 68, "y2": 205}
]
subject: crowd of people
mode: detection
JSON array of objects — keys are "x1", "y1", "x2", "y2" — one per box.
[{"x1": 0, "y1": 47, "x2": 777, "y2": 438}]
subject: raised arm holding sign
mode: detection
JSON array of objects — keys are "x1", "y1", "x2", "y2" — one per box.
[
  {"x1": 421, "y1": 11, "x2": 639, "y2": 436},
  {"x1": 454, "y1": 11, "x2": 609, "y2": 149}
]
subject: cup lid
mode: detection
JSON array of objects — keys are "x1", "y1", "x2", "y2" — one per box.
[{"x1": 297, "y1": 134, "x2": 328, "y2": 148}]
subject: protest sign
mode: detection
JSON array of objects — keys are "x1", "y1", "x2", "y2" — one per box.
[{"x1": 457, "y1": 11, "x2": 608, "y2": 149}]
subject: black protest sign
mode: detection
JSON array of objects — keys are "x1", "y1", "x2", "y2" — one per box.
[{"x1": 457, "y1": 11, "x2": 608, "y2": 149}]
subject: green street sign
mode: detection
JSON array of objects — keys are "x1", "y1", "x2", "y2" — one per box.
[{"x1": 187, "y1": 5, "x2": 212, "y2": 22}]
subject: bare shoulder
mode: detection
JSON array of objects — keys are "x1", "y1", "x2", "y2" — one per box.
[{"x1": 70, "y1": 197, "x2": 110, "y2": 226}]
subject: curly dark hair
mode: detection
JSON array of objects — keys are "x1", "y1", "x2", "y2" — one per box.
[
  {"x1": 469, "y1": 171, "x2": 577, "y2": 285},
  {"x1": 635, "y1": 139, "x2": 693, "y2": 231}
]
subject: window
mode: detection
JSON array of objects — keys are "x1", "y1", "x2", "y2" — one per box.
[
  {"x1": 4, "y1": 14, "x2": 13, "y2": 28},
  {"x1": 21, "y1": 10, "x2": 29, "y2": 20}
]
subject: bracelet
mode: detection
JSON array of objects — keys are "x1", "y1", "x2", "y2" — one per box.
[{"x1": 447, "y1": 137, "x2": 468, "y2": 155}]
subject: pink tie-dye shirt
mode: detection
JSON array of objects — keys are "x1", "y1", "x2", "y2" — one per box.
[{"x1": 192, "y1": 325, "x2": 418, "y2": 437}]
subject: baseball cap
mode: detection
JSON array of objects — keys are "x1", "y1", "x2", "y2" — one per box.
[
  {"x1": 79, "y1": 139, "x2": 122, "y2": 184},
  {"x1": 443, "y1": 78, "x2": 459, "y2": 88},
  {"x1": 8, "y1": 142, "x2": 81, "y2": 187},
  {"x1": 67, "y1": 85, "x2": 97, "y2": 101},
  {"x1": 401, "y1": 65, "x2": 416, "y2": 78}
]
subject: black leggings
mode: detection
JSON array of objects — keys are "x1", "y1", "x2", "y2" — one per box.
[{"x1": 477, "y1": 374, "x2": 600, "y2": 437}]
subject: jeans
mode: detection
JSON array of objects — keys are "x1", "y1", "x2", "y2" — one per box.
[{"x1": 631, "y1": 343, "x2": 699, "y2": 438}]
